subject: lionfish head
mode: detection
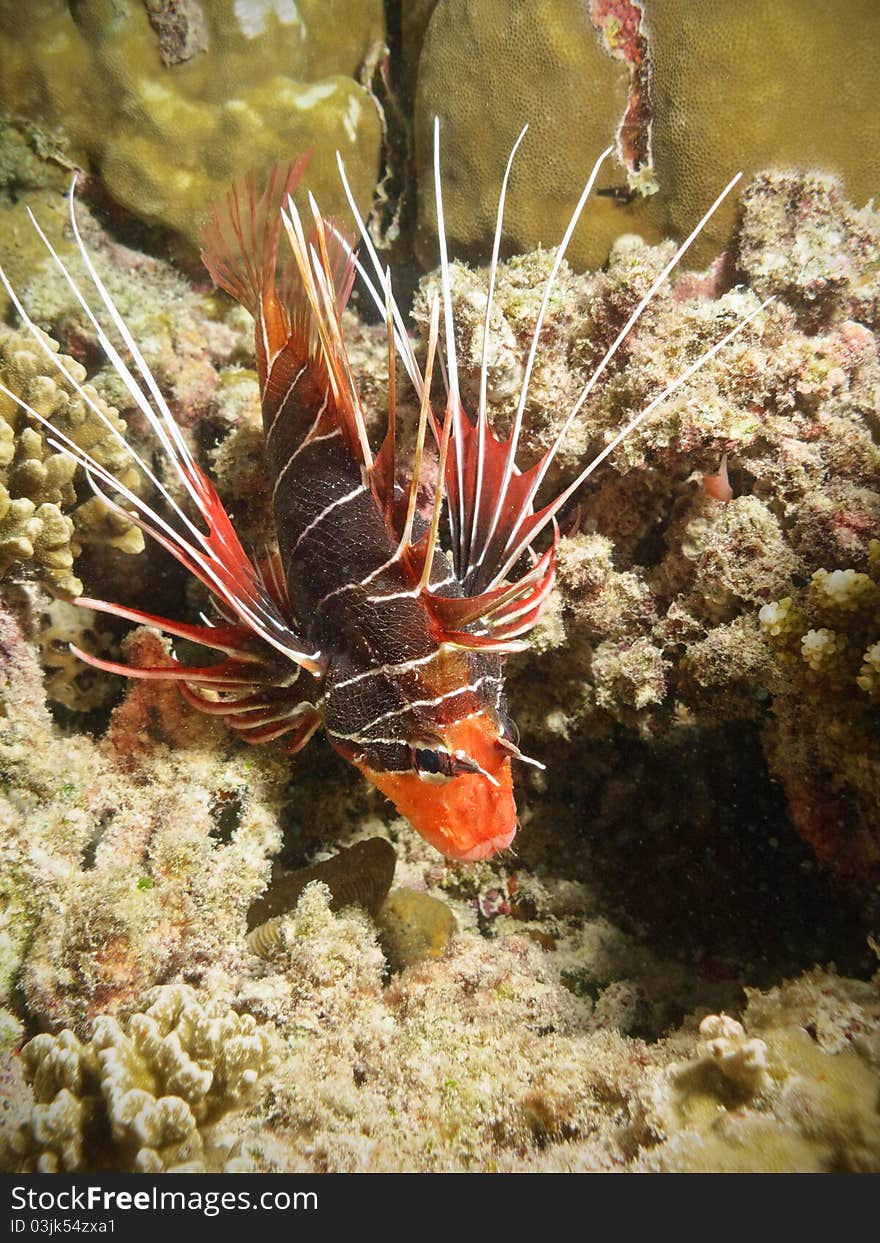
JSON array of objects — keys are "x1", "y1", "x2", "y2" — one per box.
[{"x1": 353, "y1": 710, "x2": 517, "y2": 861}]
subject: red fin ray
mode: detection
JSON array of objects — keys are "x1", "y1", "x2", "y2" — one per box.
[
  {"x1": 179, "y1": 685, "x2": 322, "y2": 751},
  {"x1": 279, "y1": 197, "x2": 373, "y2": 472},
  {"x1": 201, "y1": 158, "x2": 309, "y2": 337},
  {"x1": 0, "y1": 171, "x2": 324, "y2": 682}
]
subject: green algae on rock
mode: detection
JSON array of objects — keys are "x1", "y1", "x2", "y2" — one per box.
[{"x1": 0, "y1": 0, "x2": 385, "y2": 252}]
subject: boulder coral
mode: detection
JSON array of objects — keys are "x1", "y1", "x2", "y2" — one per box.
[
  {"x1": 0, "y1": 0, "x2": 385, "y2": 251},
  {"x1": 414, "y1": 0, "x2": 653, "y2": 270},
  {"x1": 414, "y1": 0, "x2": 880, "y2": 269}
]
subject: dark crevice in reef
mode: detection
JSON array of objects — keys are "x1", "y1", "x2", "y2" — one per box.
[{"x1": 567, "y1": 724, "x2": 874, "y2": 988}]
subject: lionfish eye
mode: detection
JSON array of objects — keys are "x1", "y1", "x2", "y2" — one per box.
[{"x1": 414, "y1": 748, "x2": 442, "y2": 774}]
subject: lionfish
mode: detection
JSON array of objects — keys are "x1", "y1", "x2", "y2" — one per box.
[{"x1": 0, "y1": 124, "x2": 768, "y2": 860}]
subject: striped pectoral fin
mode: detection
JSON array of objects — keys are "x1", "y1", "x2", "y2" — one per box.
[
  {"x1": 179, "y1": 685, "x2": 323, "y2": 752},
  {"x1": 0, "y1": 174, "x2": 323, "y2": 683},
  {"x1": 72, "y1": 598, "x2": 323, "y2": 751}
]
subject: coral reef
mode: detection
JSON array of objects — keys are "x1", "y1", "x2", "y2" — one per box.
[
  {"x1": 0, "y1": 323, "x2": 143, "y2": 596},
  {"x1": 7, "y1": 885, "x2": 877, "y2": 1173},
  {"x1": 0, "y1": 601, "x2": 288, "y2": 1033},
  {"x1": 759, "y1": 547, "x2": 880, "y2": 884},
  {"x1": 0, "y1": 0, "x2": 384, "y2": 252},
  {"x1": 645, "y1": 0, "x2": 880, "y2": 267},
  {"x1": 413, "y1": 0, "x2": 880, "y2": 269},
  {"x1": 246, "y1": 838, "x2": 397, "y2": 957},
  {"x1": 0, "y1": 56, "x2": 878, "y2": 1174},
  {"x1": 639, "y1": 970, "x2": 880, "y2": 1172},
  {"x1": 8, "y1": 984, "x2": 273, "y2": 1172},
  {"x1": 414, "y1": 0, "x2": 650, "y2": 269},
  {"x1": 415, "y1": 171, "x2": 880, "y2": 889}
]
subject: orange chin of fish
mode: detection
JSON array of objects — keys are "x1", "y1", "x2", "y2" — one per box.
[{"x1": 358, "y1": 713, "x2": 517, "y2": 861}]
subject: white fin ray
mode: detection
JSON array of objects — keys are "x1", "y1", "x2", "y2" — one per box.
[
  {"x1": 475, "y1": 143, "x2": 615, "y2": 576},
  {"x1": 62, "y1": 180, "x2": 202, "y2": 493},
  {"x1": 334, "y1": 152, "x2": 424, "y2": 399},
  {"x1": 491, "y1": 295, "x2": 775, "y2": 586},
  {"x1": 1, "y1": 182, "x2": 324, "y2": 676},
  {"x1": 519, "y1": 172, "x2": 745, "y2": 518}
]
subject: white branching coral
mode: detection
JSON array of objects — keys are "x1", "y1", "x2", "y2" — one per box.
[
  {"x1": 800, "y1": 627, "x2": 844, "y2": 676},
  {"x1": 10, "y1": 984, "x2": 274, "y2": 1173},
  {"x1": 809, "y1": 567, "x2": 879, "y2": 620},
  {"x1": 857, "y1": 641, "x2": 880, "y2": 701}
]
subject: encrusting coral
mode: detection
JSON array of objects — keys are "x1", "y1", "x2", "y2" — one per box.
[
  {"x1": 0, "y1": 0, "x2": 384, "y2": 252},
  {"x1": 413, "y1": 0, "x2": 880, "y2": 269}
]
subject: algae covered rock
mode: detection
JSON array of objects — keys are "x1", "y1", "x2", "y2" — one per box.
[
  {"x1": 377, "y1": 887, "x2": 458, "y2": 972},
  {"x1": 0, "y1": 0, "x2": 385, "y2": 251},
  {"x1": 759, "y1": 546, "x2": 880, "y2": 884},
  {"x1": 415, "y1": 0, "x2": 653, "y2": 270},
  {"x1": 645, "y1": 0, "x2": 880, "y2": 266}
]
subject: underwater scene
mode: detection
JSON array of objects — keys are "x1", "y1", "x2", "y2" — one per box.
[{"x1": 0, "y1": 0, "x2": 879, "y2": 1176}]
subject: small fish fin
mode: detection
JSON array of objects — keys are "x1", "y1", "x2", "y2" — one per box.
[
  {"x1": 426, "y1": 532, "x2": 558, "y2": 646},
  {"x1": 179, "y1": 686, "x2": 323, "y2": 750},
  {"x1": 280, "y1": 195, "x2": 375, "y2": 474}
]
